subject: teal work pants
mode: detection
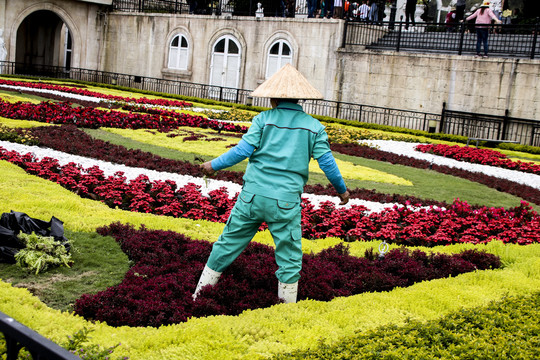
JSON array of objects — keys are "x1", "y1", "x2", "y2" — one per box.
[{"x1": 206, "y1": 190, "x2": 303, "y2": 284}]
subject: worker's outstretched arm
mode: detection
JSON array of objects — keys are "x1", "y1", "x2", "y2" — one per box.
[
  {"x1": 201, "y1": 139, "x2": 255, "y2": 175},
  {"x1": 317, "y1": 151, "x2": 350, "y2": 205}
]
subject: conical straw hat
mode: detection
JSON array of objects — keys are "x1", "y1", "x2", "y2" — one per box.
[{"x1": 250, "y1": 63, "x2": 323, "y2": 99}]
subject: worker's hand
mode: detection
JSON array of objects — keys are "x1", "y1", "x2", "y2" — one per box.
[
  {"x1": 338, "y1": 190, "x2": 350, "y2": 206},
  {"x1": 201, "y1": 161, "x2": 215, "y2": 176}
]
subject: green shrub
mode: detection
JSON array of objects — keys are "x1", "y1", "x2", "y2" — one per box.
[
  {"x1": 0, "y1": 125, "x2": 39, "y2": 145},
  {"x1": 496, "y1": 142, "x2": 540, "y2": 155},
  {"x1": 0, "y1": 327, "x2": 126, "y2": 360},
  {"x1": 273, "y1": 291, "x2": 540, "y2": 359},
  {"x1": 64, "y1": 327, "x2": 126, "y2": 360},
  {"x1": 200, "y1": 107, "x2": 255, "y2": 122}
]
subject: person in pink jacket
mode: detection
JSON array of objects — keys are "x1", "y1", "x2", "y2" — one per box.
[{"x1": 466, "y1": 1, "x2": 502, "y2": 58}]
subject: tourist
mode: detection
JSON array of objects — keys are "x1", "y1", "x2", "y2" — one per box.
[
  {"x1": 334, "y1": 0, "x2": 343, "y2": 18},
  {"x1": 455, "y1": 0, "x2": 466, "y2": 22},
  {"x1": 466, "y1": 1, "x2": 502, "y2": 58},
  {"x1": 307, "y1": 0, "x2": 317, "y2": 17},
  {"x1": 405, "y1": 0, "x2": 417, "y2": 30},
  {"x1": 188, "y1": 0, "x2": 197, "y2": 14},
  {"x1": 446, "y1": 7, "x2": 457, "y2": 32},
  {"x1": 192, "y1": 64, "x2": 350, "y2": 304},
  {"x1": 319, "y1": 0, "x2": 327, "y2": 18},
  {"x1": 369, "y1": 0, "x2": 379, "y2": 24},
  {"x1": 358, "y1": 0, "x2": 369, "y2": 21}
]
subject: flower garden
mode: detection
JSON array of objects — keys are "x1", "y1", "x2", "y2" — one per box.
[{"x1": 1, "y1": 77, "x2": 540, "y2": 359}]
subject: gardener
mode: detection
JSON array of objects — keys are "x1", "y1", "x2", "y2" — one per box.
[{"x1": 193, "y1": 63, "x2": 350, "y2": 304}]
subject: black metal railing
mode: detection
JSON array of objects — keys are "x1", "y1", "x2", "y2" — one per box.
[
  {"x1": 113, "y1": 0, "x2": 190, "y2": 14},
  {"x1": 0, "y1": 61, "x2": 538, "y2": 146},
  {"x1": 441, "y1": 106, "x2": 540, "y2": 147},
  {"x1": 0, "y1": 311, "x2": 80, "y2": 360},
  {"x1": 343, "y1": 20, "x2": 540, "y2": 59},
  {"x1": 112, "y1": 0, "x2": 309, "y2": 17}
]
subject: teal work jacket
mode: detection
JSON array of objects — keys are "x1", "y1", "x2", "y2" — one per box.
[{"x1": 241, "y1": 102, "x2": 331, "y2": 202}]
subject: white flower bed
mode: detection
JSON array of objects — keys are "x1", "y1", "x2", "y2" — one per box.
[
  {"x1": 0, "y1": 84, "x2": 109, "y2": 104},
  {"x1": 361, "y1": 140, "x2": 540, "y2": 190}
]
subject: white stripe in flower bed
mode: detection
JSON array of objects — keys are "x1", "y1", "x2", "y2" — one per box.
[
  {"x1": 0, "y1": 84, "x2": 108, "y2": 104},
  {"x1": 0, "y1": 84, "x2": 189, "y2": 112},
  {"x1": 0, "y1": 140, "x2": 405, "y2": 213},
  {"x1": 361, "y1": 140, "x2": 540, "y2": 190},
  {"x1": 1, "y1": 84, "x2": 253, "y2": 118}
]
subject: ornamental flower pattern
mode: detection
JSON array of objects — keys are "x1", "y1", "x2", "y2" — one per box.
[
  {"x1": 0, "y1": 79, "x2": 193, "y2": 108},
  {"x1": 1, "y1": 146, "x2": 538, "y2": 246},
  {"x1": 0, "y1": 83, "x2": 534, "y2": 330},
  {"x1": 415, "y1": 144, "x2": 540, "y2": 175}
]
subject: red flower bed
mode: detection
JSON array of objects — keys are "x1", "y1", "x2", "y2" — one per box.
[
  {"x1": 0, "y1": 99, "x2": 248, "y2": 133},
  {"x1": 331, "y1": 143, "x2": 540, "y2": 206},
  {"x1": 416, "y1": 144, "x2": 540, "y2": 175},
  {"x1": 0, "y1": 79, "x2": 193, "y2": 108},
  {"x1": 2, "y1": 146, "x2": 539, "y2": 245},
  {"x1": 71, "y1": 223, "x2": 501, "y2": 327}
]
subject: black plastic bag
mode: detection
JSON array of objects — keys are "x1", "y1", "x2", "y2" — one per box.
[{"x1": 0, "y1": 211, "x2": 70, "y2": 263}]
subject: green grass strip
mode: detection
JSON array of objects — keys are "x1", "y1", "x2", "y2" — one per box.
[{"x1": 0, "y1": 229, "x2": 130, "y2": 311}]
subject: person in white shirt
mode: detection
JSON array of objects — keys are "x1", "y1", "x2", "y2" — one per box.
[
  {"x1": 334, "y1": 0, "x2": 343, "y2": 18},
  {"x1": 358, "y1": 0, "x2": 369, "y2": 21}
]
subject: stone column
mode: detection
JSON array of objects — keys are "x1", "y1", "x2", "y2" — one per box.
[
  {"x1": 0, "y1": 0, "x2": 5, "y2": 31},
  {"x1": 0, "y1": 0, "x2": 6, "y2": 68},
  {"x1": 0, "y1": 29, "x2": 6, "y2": 73}
]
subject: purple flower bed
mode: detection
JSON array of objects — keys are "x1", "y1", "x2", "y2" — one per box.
[{"x1": 71, "y1": 223, "x2": 501, "y2": 327}]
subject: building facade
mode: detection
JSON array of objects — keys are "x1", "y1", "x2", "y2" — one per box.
[{"x1": 0, "y1": 0, "x2": 539, "y2": 120}]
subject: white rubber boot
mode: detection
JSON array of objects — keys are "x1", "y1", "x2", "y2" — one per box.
[
  {"x1": 192, "y1": 265, "x2": 222, "y2": 300},
  {"x1": 278, "y1": 281, "x2": 298, "y2": 304}
]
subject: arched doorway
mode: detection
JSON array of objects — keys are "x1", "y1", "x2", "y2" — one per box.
[{"x1": 15, "y1": 10, "x2": 72, "y2": 72}]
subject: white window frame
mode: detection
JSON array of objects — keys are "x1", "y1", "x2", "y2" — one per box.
[
  {"x1": 265, "y1": 39, "x2": 293, "y2": 79},
  {"x1": 168, "y1": 34, "x2": 189, "y2": 70}
]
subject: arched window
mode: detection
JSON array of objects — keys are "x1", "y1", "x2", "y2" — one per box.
[
  {"x1": 168, "y1": 34, "x2": 189, "y2": 70},
  {"x1": 265, "y1": 40, "x2": 292, "y2": 79}
]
